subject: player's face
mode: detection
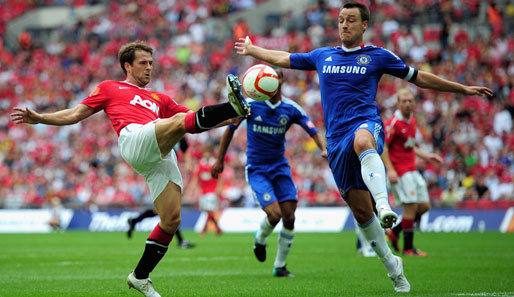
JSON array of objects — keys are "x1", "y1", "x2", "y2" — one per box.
[
  {"x1": 338, "y1": 8, "x2": 368, "y2": 48},
  {"x1": 126, "y1": 50, "x2": 153, "y2": 87},
  {"x1": 398, "y1": 93, "x2": 415, "y2": 117}
]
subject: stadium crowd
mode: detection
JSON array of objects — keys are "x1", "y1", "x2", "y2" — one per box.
[{"x1": 1, "y1": 0, "x2": 513, "y2": 210}]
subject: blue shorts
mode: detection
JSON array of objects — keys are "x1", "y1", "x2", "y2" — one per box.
[
  {"x1": 245, "y1": 162, "x2": 298, "y2": 208},
  {"x1": 326, "y1": 121, "x2": 385, "y2": 200}
]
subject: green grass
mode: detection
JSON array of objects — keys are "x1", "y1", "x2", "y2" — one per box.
[{"x1": 0, "y1": 231, "x2": 513, "y2": 297}]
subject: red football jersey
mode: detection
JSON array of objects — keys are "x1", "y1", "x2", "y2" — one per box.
[
  {"x1": 385, "y1": 110, "x2": 417, "y2": 177},
  {"x1": 81, "y1": 80, "x2": 190, "y2": 135},
  {"x1": 194, "y1": 157, "x2": 218, "y2": 195}
]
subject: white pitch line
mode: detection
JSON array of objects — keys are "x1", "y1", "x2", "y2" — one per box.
[{"x1": 454, "y1": 293, "x2": 514, "y2": 297}]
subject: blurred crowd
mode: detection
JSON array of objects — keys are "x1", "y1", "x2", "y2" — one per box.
[{"x1": 0, "y1": 0, "x2": 513, "y2": 211}]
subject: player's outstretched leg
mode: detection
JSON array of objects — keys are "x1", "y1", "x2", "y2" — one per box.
[
  {"x1": 226, "y1": 74, "x2": 250, "y2": 116},
  {"x1": 182, "y1": 76, "x2": 248, "y2": 135},
  {"x1": 127, "y1": 271, "x2": 161, "y2": 297},
  {"x1": 254, "y1": 217, "x2": 274, "y2": 262},
  {"x1": 359, "y1": 149, "x2": 398, "y2": 228}
]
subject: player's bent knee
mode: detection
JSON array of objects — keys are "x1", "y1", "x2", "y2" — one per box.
[
  {"x1": 160, "y1": 215, "x2": 181, "y2": 234},
  {"x1": 282, "y1": 216, "x2": 295, "y2": 229},
  {"x1": 352, "y1": 208, "x2": 374, "y2": 225},
  {"x1": 267, "y1": 212, "x2": 282, "y2": 226},
  {"x1": 353, "y1": 132, "x2": 375, "y2": 154}
]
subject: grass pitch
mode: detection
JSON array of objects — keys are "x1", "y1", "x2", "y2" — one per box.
[{"x1": 0, "y1": 231, "x2": 513, "y2": 297}]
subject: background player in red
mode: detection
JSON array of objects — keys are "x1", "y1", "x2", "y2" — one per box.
[
  {"x1": 382, "y1": 88, "x2": 443, "y2": 256},
  {"x1": 187, "y1": 143, "x2": 223, "y2": 236},
  {"x1": 10, "y1": 41, "x2": 249, "y2": 297}
]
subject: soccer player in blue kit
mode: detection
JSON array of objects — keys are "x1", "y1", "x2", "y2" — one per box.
[
  {"x1": 211, "y1": 68, "x2": 327, "y2": 277},
  {"x1": 233, "y1": 2, "x2": 493, "y2": 292}
]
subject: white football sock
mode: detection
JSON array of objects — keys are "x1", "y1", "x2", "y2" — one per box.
[
  {"x1": 255, "y1": 217, "x2": 274, "y2": 245},
  {"x1": 358, "y1": 216, "x2": 396, "y2": 273},
  {"x1": 274, "y1": 227, "x2": 294, "y2": 268},
  {"x1": 359, "y1": 149, "x2": 390, "y2": 209},
  {"x1": 355, "y1": 218, "x2": 373, "y2": 251}
]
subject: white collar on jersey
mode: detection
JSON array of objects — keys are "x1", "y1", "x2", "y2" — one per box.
[
  {"x1": 394, "y1": 109, "x2": 412, "y2": 123},
  {"x1": 340, "y1": 44, "x2": 367, "y2": 52},
  {"x1": 121, "y1": 80, "x2": 151, "y2": 90},
  {"x1": 265, "y1": 96, "x2": 282, "y2": 109}
]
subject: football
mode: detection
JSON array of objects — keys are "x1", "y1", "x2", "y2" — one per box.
[{"x1": 241, "y1": 64, "x2": 280, "y2": 101}]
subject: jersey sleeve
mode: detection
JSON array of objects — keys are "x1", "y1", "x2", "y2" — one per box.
[
  {"x1": 291, "y1": 101, "x2": 318, "y2": 136},
  {"x1": 159, "y1": 95, "x2": 191, "y2": 118},
  {"x1": 380, "y1": 48, "x2": 418, "y2": 83},
  {"x1": 80, "y1": 81, "x2": 111, "y2": 113},
  {"x1": 289, "y1": 48, "x2": 323, "y2": 71}
]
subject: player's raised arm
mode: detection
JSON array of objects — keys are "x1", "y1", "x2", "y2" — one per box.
[
  {"x1": 414, "y1": 146, "x2": 443, "y2": 165},
  {"x1": 413, "y1": 71, "x2": 494, "y2": 97},
  {"x1": 235, "y1": 36, "x2": 291, "y2": 68},
  {"x1": 211, "y1": 126, "x2": 236, "y2": 179},
  {"x1": 11, "y1": 104, "x2": 95, "y2": 126}
]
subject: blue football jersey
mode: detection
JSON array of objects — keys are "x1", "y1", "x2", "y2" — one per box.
[
  {"x1": 230, "y1": 96, "x2": 318, "y2": 165},
  {"x1": 290, "y1": 45, "x2": 417, "y2": 139}
]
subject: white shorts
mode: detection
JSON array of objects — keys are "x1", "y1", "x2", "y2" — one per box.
[
  {"x1": 118, "y1": 122, "x2": 183, "y2": 201},
  {"x1": 390, "y1": 171, "x2": 429, "y2": 204},
  {"x1": 199, "y1": 193, "x2": 219, "y2": 211}
]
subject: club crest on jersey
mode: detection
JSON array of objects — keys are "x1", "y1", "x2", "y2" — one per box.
[
  {"x1": 263, "y1": 193, "x2": 271, "y2": 201},
  {"x1": 356, "y1": 55, "x2": 371, "y2": 65},
  {"x1": 89, "y1": 87, "x2": 100, "y2": 97},
  {"x1": 278, "y1": 115, "x2": 289, "y2": 126},
  {"x1": 338, "y1": 188, "x2": 345, "y2": 197},
  {"x1": 151, "y1": 93, "x2": 160, "y2": 101}
]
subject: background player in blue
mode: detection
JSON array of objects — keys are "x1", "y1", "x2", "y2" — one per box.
[
  {"x1": 211, "y1": 68, "x2": 327, "y2": 278},
  {"x1": 233, "y1": 2, "x2": 493, "y2": 293}
]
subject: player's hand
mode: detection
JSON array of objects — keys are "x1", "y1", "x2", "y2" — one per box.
[
  {"x1": 387, "y1": 169, "x2": 399, "y2": 184},
  {"x1": 211, "y1": 160, "x2": 224, "y2": 179},
  {"x1": 235, "y1": 36, "x2": 253, "y2": 56},
  {"x1": 321, "y1": 149, "x2": 328, "y2": 159},
  {"x1": 428, "y1": 153, "x2": 444, "y2": 165},
  {"x1": 10, "y1": 107, "x2": 41, "y2": 124},
  {"x1": 463, "y1": 86, "x2": 494, "y2": 97}
]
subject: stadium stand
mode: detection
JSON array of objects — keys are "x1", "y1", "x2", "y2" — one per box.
[{"x1": 1, "y1": 0, "x2": 513, "y2": 211}]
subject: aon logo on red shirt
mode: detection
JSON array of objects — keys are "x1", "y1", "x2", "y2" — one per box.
[{"x1": 130, "y1": 95, "x2": 160, "y2": 115}]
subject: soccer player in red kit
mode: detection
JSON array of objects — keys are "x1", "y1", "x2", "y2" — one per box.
[
  {"x1": 381, "y1": 88, "x2": 443, "y2": 256},
  {"x1": 11, "y1": 41, "x2": 249, "y2": 297},
  {"x1": 188, "y1": 144, "x2": 223, "y2": 236}
]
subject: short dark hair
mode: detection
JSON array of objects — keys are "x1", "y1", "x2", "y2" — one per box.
[
  {"x1": 272, "y1": 66, "x2": 283, "y2": 81},
  {"x1": 343, "y1": 2, "x2": 370, "y2": 22},
  {"x1": 118, "y1": 41, "x2": 153, "y2": 75}
]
